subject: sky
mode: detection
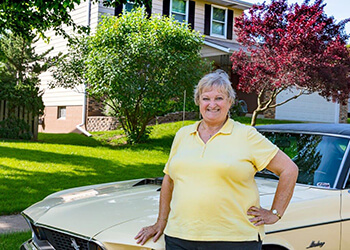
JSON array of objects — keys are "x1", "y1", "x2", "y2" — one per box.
[{"x1": 243, "y1": 0, "x2": 350, "y2": 43}]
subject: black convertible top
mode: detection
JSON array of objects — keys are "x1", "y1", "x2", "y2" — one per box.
[{"x1": 256, "y1": 123, "x2": 350, "y2": 137}]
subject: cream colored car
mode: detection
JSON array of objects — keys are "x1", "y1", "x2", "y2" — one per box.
[{"x1": 21, "y1": 123, "x2": 350, "y2": 250}]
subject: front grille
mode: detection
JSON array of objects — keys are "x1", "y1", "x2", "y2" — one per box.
[
  {"x1": 43, "y1": 228, "x2": 89, "y2": 250},
  {"x1": 30, "y1": 222, "x2": 102, "y2": 250}
]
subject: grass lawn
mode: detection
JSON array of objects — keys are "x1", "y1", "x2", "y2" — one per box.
[
  {"x1": 0, "y1": 117, "x2": 293, "y2": 216},
  {"x1": 0, "y1": 231, "x2": 31, "y2": 249}
]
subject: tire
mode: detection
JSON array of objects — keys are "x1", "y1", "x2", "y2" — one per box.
[{"x1": 262, "y1": 245, "x2": 288, "y2": 250}]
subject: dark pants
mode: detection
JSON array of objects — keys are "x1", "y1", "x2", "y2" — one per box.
[{"x1": 165, "y1": 235, "x2": 262, "y2": 250}]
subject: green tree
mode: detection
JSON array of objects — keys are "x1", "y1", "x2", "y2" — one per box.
[
  {"x1": 0, "y1": 0, "x2": 151, "y2": 39},
  {"x1": 0, "y1": 32, "x2": 56, "y2": 139},
  {"x1": 52, "y1": 8, "x2": 209, "y2": 143}
]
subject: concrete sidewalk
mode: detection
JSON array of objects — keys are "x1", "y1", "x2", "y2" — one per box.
[{"x1": 0, "y1": 214, "x2": 30, "y2": 234}]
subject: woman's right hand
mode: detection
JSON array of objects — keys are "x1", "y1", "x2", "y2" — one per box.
[{"x1": 134, "y1": 219, "x2": 167, "y2": 245}]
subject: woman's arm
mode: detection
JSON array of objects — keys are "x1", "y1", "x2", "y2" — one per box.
[
  {"x1": 248, "y1": 150, "x2": 298, "y2": 225},
  {"x1": 135, "y1": 174, "x2": 174, "y2": 245}
]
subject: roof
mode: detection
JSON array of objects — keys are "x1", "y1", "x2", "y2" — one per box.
[
  {"x1": 204, "y1": 37, "x2": 247, "y2": 53},
  {"x1": 206, "y1": 0, "x2": 253, "y2": 9},
  {"x1": 256, "y1": 123, "x2": 350, "y2": 137}
]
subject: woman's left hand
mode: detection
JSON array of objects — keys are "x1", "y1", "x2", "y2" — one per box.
[{"x1": 247, "y1": 206, "x2": 279, "y2": 226}]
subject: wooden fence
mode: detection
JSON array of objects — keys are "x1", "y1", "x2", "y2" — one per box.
[{"x1": 0, "y1": 100, "x2": 38, "y2": 140}]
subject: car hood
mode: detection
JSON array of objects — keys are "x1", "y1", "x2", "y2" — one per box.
[{"x1": 22, "y1": 178, "x2": 337, "y2": 249}]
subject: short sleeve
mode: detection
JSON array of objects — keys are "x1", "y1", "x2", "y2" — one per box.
[
  {"x1": 163, "y1": 128, "x2": 183, "y2": 175},
  {"x1": 247, "y1": 126, "x2": 279, "y2": 171}
]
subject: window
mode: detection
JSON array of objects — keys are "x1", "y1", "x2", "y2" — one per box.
[
  {"x1": 115, "y1": 0, "x2": 151, "y2": 17},
  {"x1": 258, "y1": 132, "x2": 349, "y2": 188},
  {"x1": 171, "y1": 0, "x2": 188, "y2": 23},
  {"x1": 346, "y1": 173, "x2": 350, "y2": 189},
  {"x1": 211, "y1": 6, "x2": 227, "y2": 37},
  {"x1": 57, "y1": 106, "x2": 66, "y2": 119},
  {"x1": 124, "y1": 1, "x2": 136, "y2": 12}
]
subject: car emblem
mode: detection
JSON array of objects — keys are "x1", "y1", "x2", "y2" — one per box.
[
  {"x1": 70, "y1": 238, "x2": 80, "y2": 250},
  {"x1": 306, "y1": 240, "x2": 325, "y2": 249}
]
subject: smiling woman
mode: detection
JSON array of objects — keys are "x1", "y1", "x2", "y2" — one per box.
[
  {"x1": 134, "y1": 70, "x2": 298, "y2": 250},
  {"x1": 195, "y1": 70, "x2": 235, "y2": 142}
]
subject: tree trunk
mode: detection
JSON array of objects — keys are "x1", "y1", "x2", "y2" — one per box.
[{"x1": 251, "y1": 110, "x2": 259, "y2": 126}]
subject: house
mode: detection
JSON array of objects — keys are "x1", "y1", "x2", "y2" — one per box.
[
  {"x1": 36, "y1": 0, "x2": 346, "y2": 134},
  {"x1": 35, "y1": 0, "x2": 254, "y2": 134},
  {"x1": 273, "y1": 89, "x2": 348, "y2": 123}
]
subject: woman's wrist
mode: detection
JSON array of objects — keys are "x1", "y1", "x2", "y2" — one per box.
[{"x1": 271, "y1": 209, "x2": 282, "y2": 220}]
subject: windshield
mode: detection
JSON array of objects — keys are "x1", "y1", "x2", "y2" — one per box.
[{"x1": 259, "y1": 131, "x2": 349, "y2": 188}]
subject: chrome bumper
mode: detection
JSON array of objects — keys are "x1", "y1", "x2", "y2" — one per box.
[{"x1": 21, "y1": 238, "x2": 55, "y2": 250}]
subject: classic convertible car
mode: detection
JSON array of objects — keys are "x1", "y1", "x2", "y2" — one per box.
[{"x1": 21, "y1": 123, "x2": 350, "y2": 250}]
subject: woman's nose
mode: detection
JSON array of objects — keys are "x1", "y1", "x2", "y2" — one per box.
[{"x1": 208, "y1": 99, "x2": 216, "y2": 106}]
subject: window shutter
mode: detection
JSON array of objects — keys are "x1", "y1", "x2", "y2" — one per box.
[
  {"x1": 188, "y1": 1, "x2": 195, "y2": 30},
  {"x1": 227, "y1": 9, "x2": 233, "y2": 39},
  {"x1": 204, "y1": 4, "x2": 211, "y2": 35},
  {"x1": 114, "y1": 4, "x2": 123, "y2": 16},
  {"x1": 163, "y1": 0, "x2": 170, "y2": 17},
  {"x1": 146, "y1": 2, "x2": 152, "y2": 18}
]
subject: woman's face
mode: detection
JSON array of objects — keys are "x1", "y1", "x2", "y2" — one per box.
[{"x1": 199, "y1": 87, "x2": 232, "y2": 124}]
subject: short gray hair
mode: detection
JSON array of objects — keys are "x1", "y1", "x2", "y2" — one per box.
[{"x1": 194, "y1": 69, "x2": 236, "y2": 105}]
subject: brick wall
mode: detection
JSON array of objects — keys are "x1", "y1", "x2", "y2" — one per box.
[
  {"x1": 87, "y1": 116, "x2": 119, "y2": 132},
  {"x1": 148, "y1": 111, "x2": 199, "y2": 125},
  {"x1": 88, "y1": 97, "x2": 104, "y2": 116},
  {"x1": 87, "y1": 111, "x2": 199, "y2": 132}
]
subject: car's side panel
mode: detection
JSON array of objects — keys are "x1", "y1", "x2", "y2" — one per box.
[
  {"x1": 264, "y1": 188, "x2": 341, "y2": 250},
  {"x1": 265, "y1": 222, "x2": 340, "y2": 250},
  {"x1": 341, "y1": 189, "x2": 350, "y2": 249}
]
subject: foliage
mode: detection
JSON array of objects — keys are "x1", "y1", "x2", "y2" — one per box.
[
  {"x1": 0, "y1": 0, "x2": 82, "y2": 39},
  {"x1": 50, "y1": 36, "x2": 89, "y2": 89},
  {"x1": 91, "y1": 128, "x2": 127, "y2": 145},
  {"x1": 52, "y1": 8, "x2": 210, "y2": 143},
  {"x1": 0, "y1": 118, "x2": 32, "y2": 140},
  {"x1": 231, "y1": 0, "x2": 350, "y2": 126},
  {"x1": 0, "y1": 32, "x2": 56, "y2": 139},
  {"x1": 0, "y1": 0, "x2": 150, "y2": 39},
  {"x1": 0, "y1": 118, "x2": 296, "y2": 215},
  {"x1": 0, "y1": 32, "x2": 54, "y2": 114},
  {"x1": 0, "y1": 121, "x2": 190, "y2": 215},
  {"x1": 0, "y1": 231, "x2": 31, "y2": 250},
  {"x1": 230, "y1": 100, "x2": 248, "y2": 117}
]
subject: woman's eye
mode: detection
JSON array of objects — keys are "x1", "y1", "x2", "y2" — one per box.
[
  {"x1": 202, "y1": 97, "x2": 209, "y2": 101},
  {"x1": 216, "y1": 97, "x2": 223, "y2": 100}
]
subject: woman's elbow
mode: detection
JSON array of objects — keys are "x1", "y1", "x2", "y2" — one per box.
[{"x1": 285, "y1": 161, "x2": 299, "y2": 181}]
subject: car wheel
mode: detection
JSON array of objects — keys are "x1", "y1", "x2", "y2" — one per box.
[{"x1": 262, "y1": 245, "x2": 288, "y2": 250}]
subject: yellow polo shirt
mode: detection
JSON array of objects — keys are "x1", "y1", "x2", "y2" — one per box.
[{"x1": 163, "y1": 119, "x2": 278, "y2": 241}]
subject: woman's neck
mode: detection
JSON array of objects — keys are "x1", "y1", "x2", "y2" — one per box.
[{"x1": 200, "y1": 117, "x2": 228, "y2": 133}]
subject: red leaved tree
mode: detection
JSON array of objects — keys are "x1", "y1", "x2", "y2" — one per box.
[{"x1": 231, "y1": 0, "x2": 350, "y2": 125}]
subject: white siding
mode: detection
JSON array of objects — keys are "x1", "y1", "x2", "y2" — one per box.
[
  {"x1": 152, "y1": 0, "x2": 163, "y2": 14},
  {"x1": 98, "y1": 3, "x2": 115, "y2": 17},
  {"x1": 37, "y1": 0, "x2": 247, "y2": 108},
  {"x1": 36, "y1": 1, "x2": 100, "y2": 107},
  {"x1": 232, "y1": 8, "x2": 243, "y2": 42},
  {"x1": 275, "y1": 89, "x2": 339, "y2": 123},
  {"x1": 200, "y1": 44, "x2": 227, "y2": 57},
  {"x1": 151, "y1": 0, "x2": 242, "y2": 42},
  {"x1": 195, "y1": 1, "x2": 205, "y2": 34}
]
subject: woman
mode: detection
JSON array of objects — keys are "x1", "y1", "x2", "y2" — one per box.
[{"x1": 135, "y1": 70, "x2": 298, "y2": 249}]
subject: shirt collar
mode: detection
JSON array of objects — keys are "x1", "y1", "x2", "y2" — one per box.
[{"x1": 189, "y1": 118, "x2": 234, "y2": 135}]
